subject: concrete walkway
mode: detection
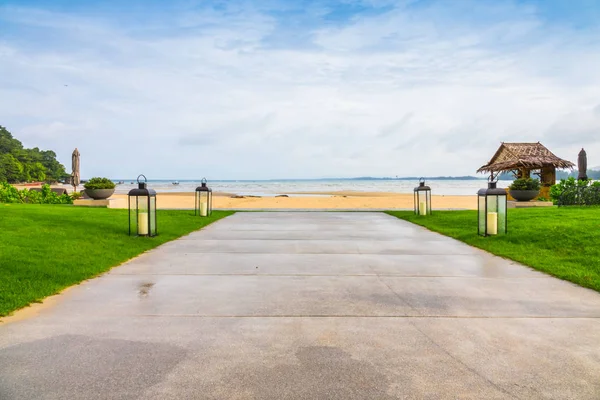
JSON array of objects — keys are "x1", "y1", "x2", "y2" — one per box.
[{"x1": 1, "y1": 212, "x2": 600, "y2": 399}]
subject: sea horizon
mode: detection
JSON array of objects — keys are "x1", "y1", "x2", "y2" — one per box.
[
  {"x1": 103, "y1": 177, "x2": 511, "y2": 197},
  {"x1": 110, "y1": 176, "x2": 487, "y2": 182}
]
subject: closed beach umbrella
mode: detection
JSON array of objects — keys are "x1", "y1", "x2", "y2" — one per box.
[
  {"x1": 578, "y1": 148, "x2": 588, "y2": 181},
  {"x1": 71, "y1": 148, "x2": 80, "y2": 191}
]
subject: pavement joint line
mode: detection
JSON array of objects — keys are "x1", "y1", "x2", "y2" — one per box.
[
  {"x1": 157, "y1": 252, "x2": 478, "y2": 255},
  {"x1": 109, "y1": 273, "x2": 551, "y2": 278},
  {"x1": 118, "y1": 315, "x2": 600, "y2": 319},
  {"x1": 367, "y1": 261, "x2": 417, "y2": 312},
  {"x1": 197, "y1": 229, "x2": 423, "y2": 232},
  {"x1": 176, "y1": 238, "x2": 449, "y2": 241}
]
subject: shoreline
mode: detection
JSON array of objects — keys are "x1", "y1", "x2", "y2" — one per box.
[
  {"x1": 117, "y1": 190, "x2": 475, "y2": 197},
  {"x1": 108, "y1": 193, "x2": 478, "y2": 210}
]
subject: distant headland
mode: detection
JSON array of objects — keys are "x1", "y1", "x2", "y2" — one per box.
[{"x1": 348, "y1": 176, "x2": 485, "y2": 181}]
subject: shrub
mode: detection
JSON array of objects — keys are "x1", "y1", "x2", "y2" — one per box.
[
  {"x1": 71, "y1": 191, "x2": 83, "y2": 200},
  {"x1": 551, "y1": 177, "x2": 600, "y2": 204},
  {"x1": 84, "y1": 177, "x2": 116, "y2": 190},
  {"x1": 550, "y1": 177, "x2": 589, "y2": 202},
  {"x1": 0, "y1": 182, "x2": 74, "y2": 204},
  {"x1": 0, "y1": 182, "x2": 24, "y2": 203},
  {"x1": 23, "y1": 185, "x2": 74, "y2": 205},
  {"x1": 509, "y1": 178, "x2": 541, "y2": 191}
]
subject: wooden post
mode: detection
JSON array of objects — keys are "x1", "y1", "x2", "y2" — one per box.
[
  {"x1": 517, "y1": 169, "x2": 531, "y2": 179},
  {"x1": 541, "y1": 167, "x2": 556, "y2": 187}
]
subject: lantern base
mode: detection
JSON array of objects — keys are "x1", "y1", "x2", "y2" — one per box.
[
  {"x1": 74, "y1": 198, "x2": 119, "y2": 208},
  {"x1": 507, "y1": 200, "x2": 553, "y2": 209}
]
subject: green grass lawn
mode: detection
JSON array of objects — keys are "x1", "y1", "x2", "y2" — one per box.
[
  {"x1": 0, "y1": 204, "x2": 233, "y2": 317},
  {"x1": 387, "y1": 208, "x2": 600, "y2": 292}
]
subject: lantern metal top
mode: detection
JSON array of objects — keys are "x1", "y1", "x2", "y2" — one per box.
[
  {"x1": 478, "y1": 179, "x2": 506, "y2": 196},
  {"x1": 128, "y1": 174, "x2": 156, "y2": 196},
  {"x1": 414, "y1": 177, "x2": 431, "y2": 191},
  {"x1": 196, "y1": 177, "x2": 212, "y2": 192}
]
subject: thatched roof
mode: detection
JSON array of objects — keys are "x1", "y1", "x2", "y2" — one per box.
[{"x1": 477, "y1": 142, "x2": 575, "y2": 174}]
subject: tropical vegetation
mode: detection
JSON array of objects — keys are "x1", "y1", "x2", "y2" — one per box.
[
  {"x1": 0, "y1": 125, "x2": 68, "y2": 183},
  {"x1": 0, "y1": 182, "x2": 74, "y2": 204},
  {"x1": 550, "y1": 177, "x2": 600, "y2": 201},
  {"x1": 549, "y1": 177, "x2": 600, "y2": 206}
]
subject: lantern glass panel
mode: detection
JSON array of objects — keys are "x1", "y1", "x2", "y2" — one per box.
[
  {"x1": 417, "y1": 192, "x2": 425, "y2": 215},
  {"x1": 497, "y1": 194, "x2": 507, "y2": 234},
  {"x1": 128, "y1": 197, "x2": 135, "y2": 235},
  {"x1": 478, "y1": 195, "x2": 486, "y2": 234},
  {"x1": 137, "y1": 195, "x2": 149, "y2": 236},
  {"x1": 486, "y1": 195, "x2": 498, "y2": 235},
  {"x1": 413, "y1": 192, "x2": 417, "y2": 214},
  {"x1": 487, "y1": 194, "x2": 497, "y2": 212},
  {"x1": 149, "y1": 196, "x2": 157, "y2": 236},
  {"x1": 200, "y1": 192, "x2": 208, "y2": 216}
]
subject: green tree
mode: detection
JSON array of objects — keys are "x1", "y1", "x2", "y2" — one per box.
[
  {"x1": 0, "y1": 153, "x2": 24, "y2": 183},
  {"x1": 0, "y1": 125, "x2": 68, "y2": 183},
  {"x1": 40, "y1": 150, "x2": 68, "y2": 182},
  {"x1": 25, "y1": 162, "x2": 47, "y2": 182},
  {"x1": 0, "y1": 126, "x2": 23, "y2": 154}
]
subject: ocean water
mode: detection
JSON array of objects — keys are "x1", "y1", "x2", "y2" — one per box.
[{"x1": 110, "y1": 179, "x2": 505, "y2": 196}]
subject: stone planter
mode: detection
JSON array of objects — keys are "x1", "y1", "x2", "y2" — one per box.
[
  {"x1": 84, "y1": 188, "x2": 115, "y2": 200},
  {"x1": 509, "y1": 189, "x2": 539, "y2": 202}
]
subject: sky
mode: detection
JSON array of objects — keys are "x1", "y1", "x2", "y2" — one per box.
[{"x1": 1, "y1": 0, "x2": 599, "y2": 180}]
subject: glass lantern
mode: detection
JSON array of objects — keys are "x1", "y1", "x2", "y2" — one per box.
[
  {"x1": 195, "y1": 178, "x2": 213, "y2": 217},
  {"x1": 413, "y1": 178, "x2": 432, "y2": 216},
  {"x1": 128, "y1": 174, "x2": 157, "y2": 237},
  {"x1": 477, "y1": 179, "x2": 507, "y2": 236}
]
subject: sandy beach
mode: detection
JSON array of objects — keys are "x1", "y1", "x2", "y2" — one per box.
[
  {"x1": 108, "y1": 191, "x2": 477, "y2": 210},
  {"x1": 12, "y1": 184, "x2": 477, "y2": 209}
]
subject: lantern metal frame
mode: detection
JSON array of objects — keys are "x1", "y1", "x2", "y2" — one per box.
[
  {"x1": 413, "y1": 178, "x2": 432, "y2": 216},
  {"x1": 477, "y1": 178, "x2": 507, "y2": 237},
  {"x1": 195, "y1": 178, "x2": 213, "y2": 217},
  {"x1": 128, "y1": 174, "x2": 158, "y2": 237}
]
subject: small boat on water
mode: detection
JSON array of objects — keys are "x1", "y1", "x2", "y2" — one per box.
[{"x1": 172, "y1": 181, "x2": 180, "y2": 185}]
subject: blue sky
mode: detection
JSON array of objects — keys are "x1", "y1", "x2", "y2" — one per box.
[{"x1": 1, "y1": 0, "x2": 599, "y2": 179}]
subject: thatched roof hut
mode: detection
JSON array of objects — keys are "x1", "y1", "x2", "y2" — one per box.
[{"x1": 477, "y1": 142, "x2": 574, "y2": 185}]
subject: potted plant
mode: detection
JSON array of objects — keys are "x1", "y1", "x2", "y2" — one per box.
[
  {"x1": 509, "y1": 178, "x2": 541, "y2": 202},
  {"x1": 84, "y1": 177, "x2": 116, "y2": 200}
]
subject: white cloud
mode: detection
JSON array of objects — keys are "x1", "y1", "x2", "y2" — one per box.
[
  {"x1": 1, "y1": 1, "x2": 599, "y2": 179},
  {"x1": 544, "y1": 105, "x2": 600, "y2": 147}
]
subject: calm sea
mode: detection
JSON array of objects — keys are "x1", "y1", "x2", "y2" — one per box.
[{"x1": 110, "y1": 179, "x2": 506, "y2": 196}]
